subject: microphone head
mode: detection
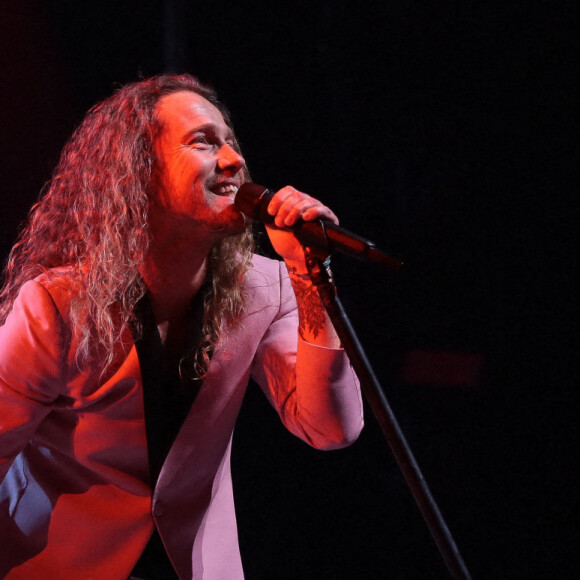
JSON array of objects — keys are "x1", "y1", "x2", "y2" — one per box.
[{"x1": 234, "y1": 183, "x2": 275, "y2": 223}]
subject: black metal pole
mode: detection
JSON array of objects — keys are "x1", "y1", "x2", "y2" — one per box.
[{"x1": 303, "y1": 249, "x2": 472, "y2": 580}]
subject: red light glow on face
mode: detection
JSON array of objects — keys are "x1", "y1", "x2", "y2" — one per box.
[{"x1": 151, "y1": 91, "x2": 246, "y2": 243}]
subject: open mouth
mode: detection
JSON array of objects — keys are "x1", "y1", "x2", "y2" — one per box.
[{"x1": 211, "y1": 183, "x2": 239, "y2": 197}]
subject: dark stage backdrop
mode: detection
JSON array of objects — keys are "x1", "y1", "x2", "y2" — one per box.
[{"x1": 1, "y1": 1, "x2": 578, "y2": 578}]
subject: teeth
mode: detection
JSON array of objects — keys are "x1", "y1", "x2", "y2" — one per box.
[{"x1": 216, "y1": 184, "x2": 239, "y2": 195}]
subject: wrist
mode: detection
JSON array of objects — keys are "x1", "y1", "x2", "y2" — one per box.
[
  {"x1": 286, "y1": 262, "x2": 311, "y2": 280},
  {"x1": 285, "y1": 254, "x2": 332, "y2": 281}
]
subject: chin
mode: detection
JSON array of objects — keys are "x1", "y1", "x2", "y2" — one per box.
[
  {"x1": 219, "y1": 205, "x2": 246, "y2": 229},
  {"x1": 207, "y1": 213, "x2": 246, "y2": 242}
]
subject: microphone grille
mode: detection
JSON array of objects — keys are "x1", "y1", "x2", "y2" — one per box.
[{"x1": 234, "y1": 183, "x2": 273, "y2": 222}]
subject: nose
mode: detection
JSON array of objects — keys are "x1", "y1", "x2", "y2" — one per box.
[{"x1": 217, "y1": 143, "x2": 245, "y2": 173}]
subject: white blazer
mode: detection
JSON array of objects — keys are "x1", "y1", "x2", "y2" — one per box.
[{"x1": 0, "y1": 254, "x2": 363, "y2": 579}]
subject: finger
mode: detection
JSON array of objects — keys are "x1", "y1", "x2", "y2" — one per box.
[
  {"x1": 269, "y1": 187, "x2": 309, "y2": 227},
  {"x1": 267, "y1": 186, "x2": 339, "y2": 227},
  {"x1": 281, "y1": 198, "x2": 319, "y2": 226},
  {"x1": 266, "y1": 186, "x2": 298, "y2": 219},
  {"x1": 280, "y1": 197, "x2": 329, "y2": 227},
  {"x1": 302, "y1": 204, "x2": 339, "y2": 225}
]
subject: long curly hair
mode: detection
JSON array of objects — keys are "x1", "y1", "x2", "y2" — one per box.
[{"x1": 0, "y1": 73, "x2": 254, "y2": 376}]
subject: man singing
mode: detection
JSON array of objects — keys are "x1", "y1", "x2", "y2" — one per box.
[{"x1": 0, "y1": 73, "x2": 363, "y2": 579}]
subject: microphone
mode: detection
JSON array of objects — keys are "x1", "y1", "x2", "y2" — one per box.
[{"x1": 234, "y1": 182, "x2": 403, "y2": 269}]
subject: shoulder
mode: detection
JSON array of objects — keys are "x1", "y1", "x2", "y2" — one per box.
[
  {"x1": 13, "y1": 267, "x2": 78, "y2": 322},
  {"x1": 249, "y1": 253, "x2": 282, "y2": 273},
  {"x1": 33, "y1": 266, "x2": 77, "y2": 295},
  {"x1": 0, "y1": 269, "x2": 76, "y2": 374},
  {"x1": 242, "y1": 253, "x2": 295, "y2": 315},
  {"x1": 244, "y1": 253, "x2": 293, "y2": 293}
]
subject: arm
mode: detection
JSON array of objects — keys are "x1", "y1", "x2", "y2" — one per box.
[
  {"x1": 265, "y1": 185, "x2": 341, "y2": 349},
  {"x1": 251, "y1": 264, "x2": 363, "y2": 450},
  {"x1": 0, "y1": 280, "x2": 64, "y2": 480},
  {"x1": 252, "y1": 187, "x2": 364, "y2": 449}
]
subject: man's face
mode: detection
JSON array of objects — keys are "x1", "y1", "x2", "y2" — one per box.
[{"x1": 151, "y1": 90, "x2": 246, "y2": 241}]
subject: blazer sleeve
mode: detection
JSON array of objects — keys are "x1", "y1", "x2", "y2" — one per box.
[
  {"x1": 0, "y1": 280, "x2": 66, "y2": 480},
  {"x1": 250, "y1": 261, "x2": 364, "y2": 450}
]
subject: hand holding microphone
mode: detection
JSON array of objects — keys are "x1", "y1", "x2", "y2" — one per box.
[{"x1": 234, "y1": 182, "x2": 403, "y2": 269}]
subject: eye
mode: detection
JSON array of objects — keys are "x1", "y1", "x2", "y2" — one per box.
[{"x1": 188, "y1": 135, "x2": 210, "y2": 147}]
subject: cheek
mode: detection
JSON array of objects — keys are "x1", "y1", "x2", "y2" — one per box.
[
  {"x1": 175, "y1": 156, "x2": 211, "y2": 188},
  {"x1": 152, "y1": 150, "x2": 214, "y2": 207},
  {"x1": 158, "y1": 163, "x2": 193, "y2": 199}
]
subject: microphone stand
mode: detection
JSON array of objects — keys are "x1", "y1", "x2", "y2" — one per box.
[{"x1": 300, "y1": 243, "x2": 472, "y2": 580}]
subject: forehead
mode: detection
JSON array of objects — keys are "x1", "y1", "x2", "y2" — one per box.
[{"x1": 155, "y1": 90, "x2": 228, "y2": 137}]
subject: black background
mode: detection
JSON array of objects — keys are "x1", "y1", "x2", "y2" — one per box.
[{"x1": 1, "y1": 1, "x2": 578, "y2": 578}]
